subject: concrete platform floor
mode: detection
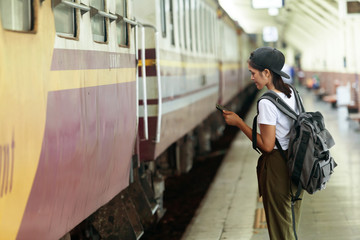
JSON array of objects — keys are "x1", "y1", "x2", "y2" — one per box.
[{"x1": 181, "y1": 87, "x2": 360, "y2": 240}]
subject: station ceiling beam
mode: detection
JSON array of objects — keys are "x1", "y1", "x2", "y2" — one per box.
[
  {"x1": 300, "y1": 0, "x2": 341, "y2": 28},
  {"x1": 292, "y1": 0, "x2": 338, "y2": 32}
]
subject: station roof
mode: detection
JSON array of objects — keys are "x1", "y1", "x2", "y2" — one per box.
[{"x1": 219, "y1": 0, "x2": 343, "y2": 50}]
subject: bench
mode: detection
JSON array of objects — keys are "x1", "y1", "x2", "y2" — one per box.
[
  {"x1": 347, "y1": 103, "x2": 359, "y2": 113},
  {"x1": 315, "y1": 88, "x2": 326, "y2": 100},
  {"x1": 349, "y1": 113, "x2": 360, "y2": 123},
  {"x1": 322, "y1": 95, "x2": 337, "y2": 108}
]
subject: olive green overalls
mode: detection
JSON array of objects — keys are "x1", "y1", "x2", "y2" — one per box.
[{"x1": 257, "y1": 150, "x2": 304, "y2": 240}]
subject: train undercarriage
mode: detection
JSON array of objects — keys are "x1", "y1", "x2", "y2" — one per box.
[{"x1": 61, "y1": 84, "x2": 258, "y2": 240}]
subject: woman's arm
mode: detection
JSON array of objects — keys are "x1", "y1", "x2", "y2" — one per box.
[{"x1": 222, "y1": 110, "x2": 276, "y2": 153}]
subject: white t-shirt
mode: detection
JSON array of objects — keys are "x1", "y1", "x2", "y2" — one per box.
[{"x1": 258, "y1": 89, "x2": 298, "y2": 150}]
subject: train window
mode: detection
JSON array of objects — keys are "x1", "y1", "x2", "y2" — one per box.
[
  {"x1": 0, "y1": 0, "x2": 33, "y2": 31},
  {"x1": 177, "y1": 0, "x2": 181, "y2": 48},
  {"x1": 200, "y1": 6, "x2": 206, "y2": 53},
  {"x1": 90, "y1": 0, "x2": 106, "y2": 42},
  {"x1": 199, "y1": 6, "x2": 203, "y2": 53},
  {"x1": 116, "y1": 0, "x2": 128, "y2": 46},
  {"x1": 194, "y1": 0, "x2": 199, "y2": 53},
  {"x1": 206, "y1": 8, "x2": 211, "y2": 53},
  {"x1": 211, "y1": 12, "x2": 214, "y2": 54},
  {"x1": 182, "y1": 0, "x2": 187, "y2": 50},
  {"x1": 169, "y1": 0, "x2": 175, "y2": 46},
  {"x1": 207, "y1": 10, "x2": 212, "y2": 54},
  {"x1": 188, "y1": 0, "x2": 192, "y2": 51},
  {"x1": 210, "y1": 12, "x2": 214, "y2": 54},
  {"x1": 204, "y1": 8, "x2": 207, "y2": 53},
  {"x1": 53, "y1": 0, "x2": 77, "y2": 38},
  {"x1": 160, "y1": 0, "x2": 166, "y2": 38}
]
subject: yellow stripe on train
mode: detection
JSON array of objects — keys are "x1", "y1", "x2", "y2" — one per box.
[
  {"x1": 139, "y1": 59, "x2": 240, "y2": 70},
  {"x1": 47, "y1": 68, "x2": 136, "y2": 92}
]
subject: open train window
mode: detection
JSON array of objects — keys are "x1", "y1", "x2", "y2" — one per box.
[
  {"x1": 52, "y1": 0, "x2": 77, "y2": 38},
  {"x1": 193, "y1": 0, "x2": 199, "y2": 52},
  {"x1": 210, "y1": 11, "x2": 215, "y2": 54},
  {"x1": 0, "y1": 0, "x2": 33, "y2": 31},
  {"x1": 205, "y1": 7, "x2": 210, "y2": 53},
  {"x1": 160, "y1": 0, "x2": 166, "y2": 38},
  {"x1": 188, "y1": 0, "x2": 192, "y2": 51},
  {"x1": 199, "y1": 4, "x2": 204, "y2": 53},
  {"x1": 116, "y1": 0, "x2": 128, "y2": 46},
  {"x1": 169, "y1": 0, "x2": 175, "y2": 46},
  {"x1": 207, "y1": 9, "x2": 212, "y2": 54},
  {"x1": 90, "y1": 0, "x2": 107, "y2": 42},
  {"x1": 182, "y1": 0, "x2": 187, "y2": 50},
  {"x1": 177, "y1": 0, "x2": 181, "y2": 48}
]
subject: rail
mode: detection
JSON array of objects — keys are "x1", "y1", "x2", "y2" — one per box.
[
  {"x1": 123, "y1": 18, "x2": 149, "y2": 141},
  {"x1": 98, "y1": 10, "x2": 117, "y2": 21},
  {"x1": 124, "y1": 18, "x2": 162, "y2": 143},
  {"x1": 57, "y1": 1, "x2": 162, "y2": 143},
  {"x1": 142, "y1": 24, "x2": 162, "y2": 143},
  {"x1": 60, "y1": 0, "x2": 90, "y2": 13},
  {"x1": 139, "y1": 23, "x2": 149, "y2": 140}
]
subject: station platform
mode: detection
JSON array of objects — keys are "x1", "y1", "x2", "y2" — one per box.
[{"x1": 181, "y1": 87, "x2": 360, "y2": 240}]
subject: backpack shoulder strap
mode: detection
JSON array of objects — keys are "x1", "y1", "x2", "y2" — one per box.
[
  {"x1": 252, "y1": 87, "x2": 303, "y2": 153},
  {"x1": 260, "y1": 91, "x2": 298, "y2": 121},
  {"x1": 252, "y1": 91, "x2": 295, "y2": 152},
  {"x1": 288, "y1": 84, "x2": 305, "y2": 113}
]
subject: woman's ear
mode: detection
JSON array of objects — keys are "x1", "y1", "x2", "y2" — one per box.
[{"x1": 264, "y1": 69, "x2": 272, "y2": 78}]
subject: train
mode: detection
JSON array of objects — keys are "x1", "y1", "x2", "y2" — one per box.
[{"x1": 0, "y1": 0, "x2": 258, "y2": 239}]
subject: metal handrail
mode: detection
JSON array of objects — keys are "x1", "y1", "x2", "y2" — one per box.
[
  {"x1": 98, "y1": 10, "x2": 117, "y2": 20},
  {"x1": 125, "y1": 20, "x2": 162, "y2": 143},
  {"x1": 119, "y1": 18, "x2": 148, "y2": 141},
  {"x1": 142, "y1": 24, "x2": 162, "y2": 143},
  {"x1": 134, "y1": 24, "x2": 140, "y2": 144},
  {"x1": 154, "y1": 30, "x2": 162, "y2": 143},
  {"x1": 58, "y1": 3, "x2": 161, "y2": 143},
  {"x1": 123, "y1": 17, "x2": 138, "y2": 26},
  {"x1": 140, "y1": 24, "x2": 149, "y2": 140},
  {"x1": 55, "y1": 9, "x2": 162, "y2": 142},
  {"x1": 61, "y1": 0, "x2": 90, "y2": 12}
]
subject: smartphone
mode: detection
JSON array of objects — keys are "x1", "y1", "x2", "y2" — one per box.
[{"x1": 216, "y1": 104, "x2": 228, "y2": 112}]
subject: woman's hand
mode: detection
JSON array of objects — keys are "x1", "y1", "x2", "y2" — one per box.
[
  {"x1": 222, "y1": 110, "x2": 242, "y2": 127},
  {"x1": 221, "y1": 110, "x2": 276, "y2": 153}
]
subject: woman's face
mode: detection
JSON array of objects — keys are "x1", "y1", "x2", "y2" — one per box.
[{"x1": 248, "y1": 63, "x2": 270, "y2": 90}]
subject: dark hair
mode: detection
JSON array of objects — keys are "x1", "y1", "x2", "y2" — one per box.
[
  {"x1": 248, "y1": 54, "x2": 291, "y2": 98},
  {"x1": 272, "y1": 73, "x2": 291, "y2": 98}
]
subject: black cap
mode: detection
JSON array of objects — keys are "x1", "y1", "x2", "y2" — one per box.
[{"x1": 249, "y1": 47, "x2": 290, "y2": 79}]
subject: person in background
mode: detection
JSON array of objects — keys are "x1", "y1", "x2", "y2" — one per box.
[{"x1": 281, "y1": 63, "x2": 294, "y2": 85}]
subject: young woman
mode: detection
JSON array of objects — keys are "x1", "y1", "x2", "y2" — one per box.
[{"x1": 222, "y1": 47, "x2": 303, "y2": 240}]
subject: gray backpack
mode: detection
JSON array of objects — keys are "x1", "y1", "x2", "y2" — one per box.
[{"x1": 252, "y1": 86, "x2": 337, "y2": 200}]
